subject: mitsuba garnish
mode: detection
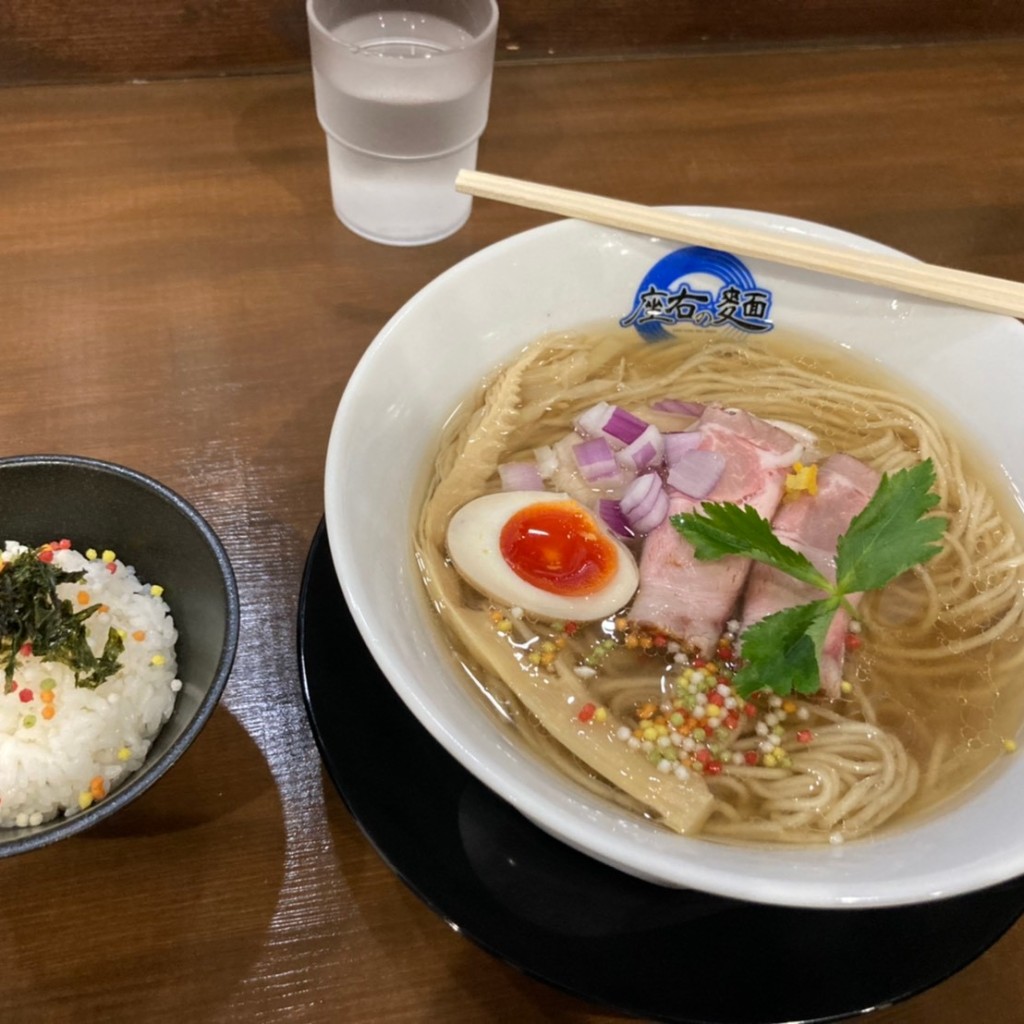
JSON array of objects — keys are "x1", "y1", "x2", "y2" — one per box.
[
  {"x1": 0, "y1": 540, "x2": 124, "y2": 689},
  {"x1": 673, "y1": 458, "x2": 947, "y2": 697}
]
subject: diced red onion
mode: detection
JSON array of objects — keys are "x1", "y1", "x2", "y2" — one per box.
[
  {"x1": 573, "y1": 402, "x2": 649, "y2": 448},
  {"x1": 616, "y1": 424, "x2": 665, "y2": 473},
  {"x1": 572, "y1": 436, "x2": 620, "y2": 482},
  {"x1": 598, "y1": 499, "x2": 635, "y2": 538},
  {"x1": 620, "y1": 473, "x2": 669, "y2": 534},
  {"x1": 498, "y1": 461, "x2": 545, "y2": 492},
  {"x1": 663, "y1": 431, "x2": 703, "y2": 466},
  {"x1": 652, "y1": 399, "x2": 705, "y2": 418},
  {"x1": 666, "y1": 450, "x2": 726, "y2": 499},
  {"x1": 574, "y1": 402, "x2": 614, "y2": 439},
  {"x1": 603, "y1": 406, "x2": 648, "y2": 445},
  {"x1": 620, "y1": 472, "x2": 659, "y2": 515},
  {"x1": 631, "y1": 489, "x2": 669, "y2": 535}
]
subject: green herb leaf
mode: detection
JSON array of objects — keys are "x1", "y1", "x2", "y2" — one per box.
[
  {"x1": 672, "y1": 503, "x2": 831, "y2": 592},
  {"x1": 835, "y1": 460, "x2": 948, "y2": 593},
  {"x1": 668, "y1": 458, "x2": 945, "y2": 697},
  {"x1": 733, "y1": 600, "x2": 839, "y2": 697},
  {"x1": 804, "y1": 604, "x2": 835, "y2": 673}
]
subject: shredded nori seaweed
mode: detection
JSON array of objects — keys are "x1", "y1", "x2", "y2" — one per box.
[{"x1": 0, "y1": 546, "x2": 124, "y2": 689}]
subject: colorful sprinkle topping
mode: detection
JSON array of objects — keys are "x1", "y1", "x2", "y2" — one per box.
[{"x1": 487, "y1": 606, "x2": 844, "y2": 782}]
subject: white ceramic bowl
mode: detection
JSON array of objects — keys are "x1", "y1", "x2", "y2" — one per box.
[{"x1": 325, "y1": 209, "x2": 1024, "y2": 909}]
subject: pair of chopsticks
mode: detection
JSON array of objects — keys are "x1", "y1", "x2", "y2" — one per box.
[{"x1": 455, "y1": 170, "x2": 1024, "y2": 320}]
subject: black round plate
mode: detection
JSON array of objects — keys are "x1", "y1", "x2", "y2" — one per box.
[{"x1": 298, "y1": 519, "x2": 1024, "y2": 1024}]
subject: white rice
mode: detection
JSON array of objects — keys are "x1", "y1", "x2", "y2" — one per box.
[{"x1": 0, "y1": 540, "x2": 181, "y2": 827}]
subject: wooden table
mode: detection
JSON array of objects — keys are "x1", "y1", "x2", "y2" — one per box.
[{"x1": 2, "y1": 38, "x2": 1023, "y2": 1023}]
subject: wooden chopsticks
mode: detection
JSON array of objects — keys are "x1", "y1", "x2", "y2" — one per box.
[{"x1": 455, "y1": 170, "x2": 1024, "y2": 320}]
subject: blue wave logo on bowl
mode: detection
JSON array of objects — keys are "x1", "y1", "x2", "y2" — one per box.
[{"x1": 620, "y1": 246, "x2": 773, "y2": 341}]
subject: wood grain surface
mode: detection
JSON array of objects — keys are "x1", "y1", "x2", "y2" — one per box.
[
  {"x1": 2, "y1": 0, "x2": 1024, "y2": 84},
  {"x1": 1, "y1": 37, "x2": 1023, "y2": 1023}
]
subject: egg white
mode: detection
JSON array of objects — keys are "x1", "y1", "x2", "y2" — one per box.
[{"x1": 446, "y1": 490, "x2": 640, "y2": 622}]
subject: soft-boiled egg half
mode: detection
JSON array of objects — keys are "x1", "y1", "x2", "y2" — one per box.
[{"x1": 446, "y1": 491, "x2": 640, "y2": 621}]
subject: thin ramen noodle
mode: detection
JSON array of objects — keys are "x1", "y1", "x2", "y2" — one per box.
[{"x1": 415, "y1": 327, "x2": 1024, "y2": 845}]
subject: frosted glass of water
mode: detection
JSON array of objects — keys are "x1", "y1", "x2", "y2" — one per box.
[{"x1": 307, "y1": 0, "x2": 499, "y2": 245}]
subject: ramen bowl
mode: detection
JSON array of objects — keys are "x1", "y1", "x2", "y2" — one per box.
[
  {"x1": 325, "y1": 209, "x2": 1024, "y2": 909},
  {"x1": 0, "y1": 454, "x2": 240, "y2": 857}
]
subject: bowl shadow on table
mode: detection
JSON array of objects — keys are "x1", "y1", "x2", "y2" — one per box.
[
  {"x1": 0, "y1": 705, "x2": 287, "y2": 1019},
  {"x1": 317, "y1": 767, "x2": 636, "y2": 1022}
]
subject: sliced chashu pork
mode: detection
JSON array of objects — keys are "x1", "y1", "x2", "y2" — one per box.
[
  {"x1": 740, "y1": 453, "x2": 880, "y2": 696},
  {"x1": 629, "y1": 406, "x2": 803, "y2": 655}
]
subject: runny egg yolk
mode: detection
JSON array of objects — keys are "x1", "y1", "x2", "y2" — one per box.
[{"x1": 499, "y1": 500, "x2": 618, "y2": 597}]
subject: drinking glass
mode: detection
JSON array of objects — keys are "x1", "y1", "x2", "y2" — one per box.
[{"x1": 307, "y1": 0, "x2": 499, "y2": 246}]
